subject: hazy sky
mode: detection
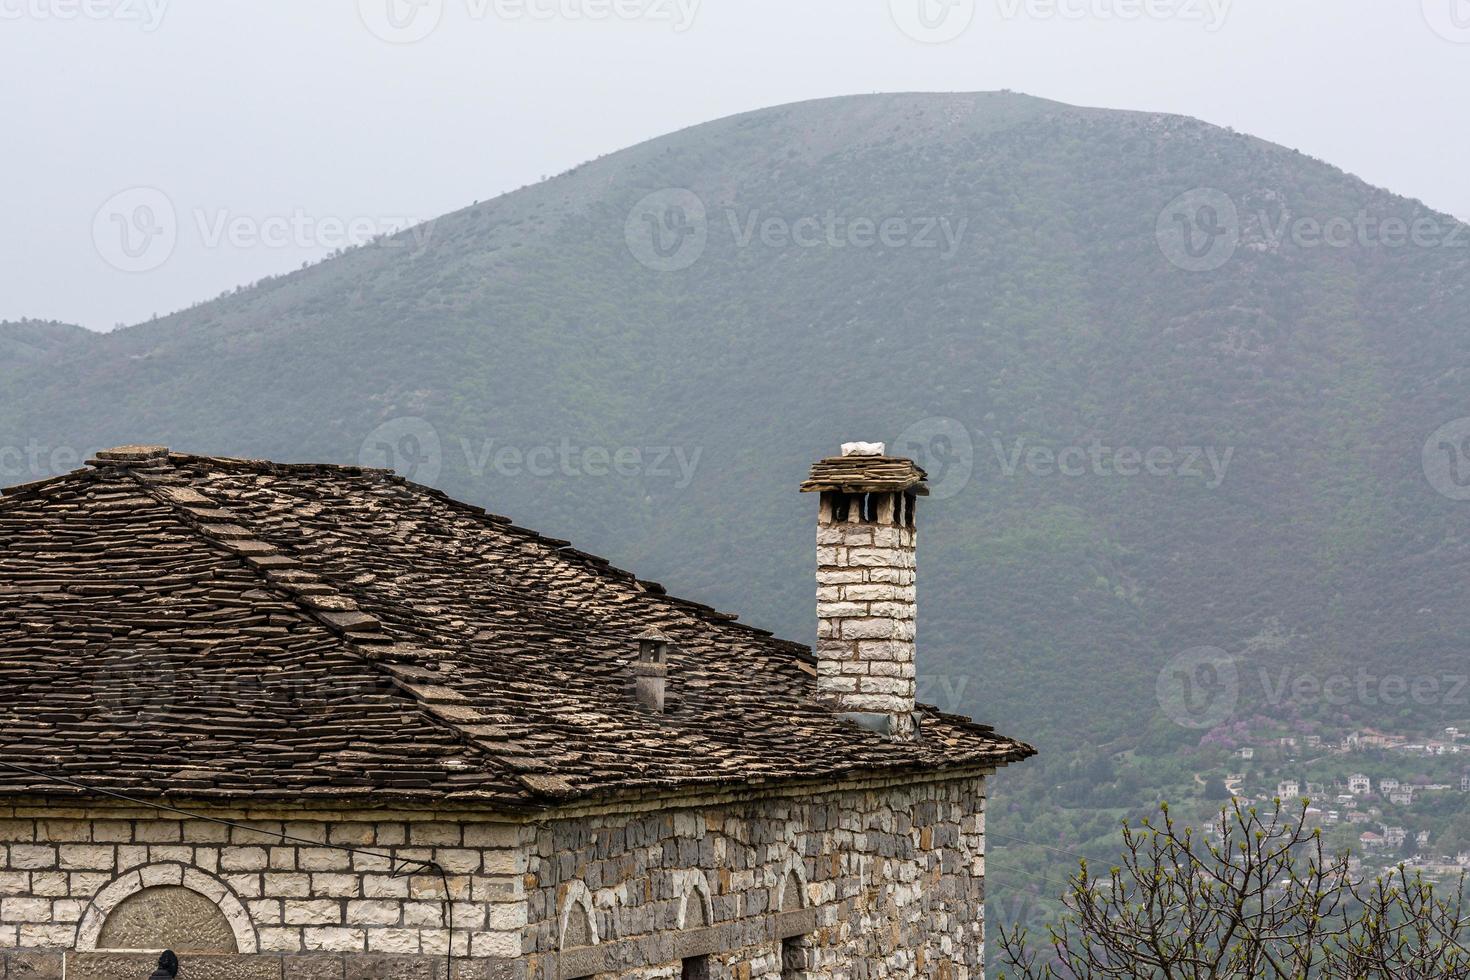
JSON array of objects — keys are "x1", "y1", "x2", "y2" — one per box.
[{"x1": 3, "y1": 0, "x2": 1466, "y2": 331}]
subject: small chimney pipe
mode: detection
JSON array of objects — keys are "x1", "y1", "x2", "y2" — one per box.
[{"x1": 633, "y1": 628, "x2": 670, "y2": 713}]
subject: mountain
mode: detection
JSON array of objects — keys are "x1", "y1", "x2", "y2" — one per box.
[
  {"x1": 0, "y1": 320, "x2": 93, "y2": 362},
  {"x1": 4, "y1": 91, "x2": 1470, "y2": 814}
]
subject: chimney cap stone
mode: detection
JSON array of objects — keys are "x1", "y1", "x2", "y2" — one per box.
[{"x1": 800, "y1": 452, "x2": 929, "y2": 496}]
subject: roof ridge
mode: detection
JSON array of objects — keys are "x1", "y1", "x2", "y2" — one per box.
[
  {"x1": 165, "y1": 450, "x2": 393, "y2": 479},
  {"x1": 118, "y1": 463, "x2": 563, "y2": 806}
]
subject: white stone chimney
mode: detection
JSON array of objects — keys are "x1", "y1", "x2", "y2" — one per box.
[{"x1": 800, "y1": 442, "x2": 928, "y2": 738}]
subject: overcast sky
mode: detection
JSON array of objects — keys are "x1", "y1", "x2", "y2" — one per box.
[{"x1": 2, "y1": 0, "x2": 1466, "y2": 331}]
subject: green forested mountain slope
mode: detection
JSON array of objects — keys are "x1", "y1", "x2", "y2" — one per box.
[
  {"x1": 0, "y1": 321, "x2": 92, "y2": 362},
  {"x1": 3, "y1": 91, "x2": 1469, "y2": 767}
]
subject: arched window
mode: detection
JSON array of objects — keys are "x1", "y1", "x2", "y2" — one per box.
[
  {"x1": 77, "y1": 865, "x2": 256, "y2": 954},
  {"x1": 558, "y1": 880, "x2": 598, "y2": 950}
]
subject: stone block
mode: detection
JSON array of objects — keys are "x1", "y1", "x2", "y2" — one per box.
[
  {"x1": 365, "y1": 929, "x2": 420, "y2": 954},
  {"x1": 133, "y1": 821, "x2": 182, "y2": 844},
  {"x1": 0, "y1": 822, "x2": 35, "y2": 843},
  {"x1": 309, "y1": 875, "x2": 360, "y2": 899},
  {"x1": 283, "y1": 901, "x2": 342, "y2": 927},
  {"x1": 407, "y1": 825, "x2": 462, "y2": 848},
  {"x1": 221, "y1": 848, "x2": 270, "y2": 872},
  {"x1": 57, "y1": 844, "x2": 114, "y2": 872},
  {"x1": 280, "y1": 953, "x2": 343, "y2": 979},
  {"x1": 259, "y1": 927, "x2": 306, "y2": 954},
  {"x1": 7, "y1": 846, "x2": 54, "y2": 870},
  {"x1": 345, "y1": 901, "x2": 400, "y2": 927},
  {"x1": 342, "y1": 954, "x2": 431, "y2": 979},
  {"x1": 298, "y1": 850, "x2": 351, "y2": 873},
  {"x1": 4, "y1": 950, "x2": 65, "y2": 979},
  {"x1": 301, "y1": 928, "x2": 366, "y2": 953},
  {"x1": 35, "y1": 821, "x2": 90, "y2": 844},
  {"x1": 265, "y1": 873, "x2": 313, "y2": 898},
  {"x1": 1, "y1": 898, "x2": 52, "y2": 924}
]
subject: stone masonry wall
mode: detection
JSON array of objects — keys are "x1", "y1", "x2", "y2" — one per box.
[
  {"x1": 524, "y1": 775, "x2": 987, "y2": 980},
  {"x1": 0, "y1": 804, "x2": 530, "y2": 975},
  {"x1": 815, "y1": 491, "x2": 918, "y2": 728}
]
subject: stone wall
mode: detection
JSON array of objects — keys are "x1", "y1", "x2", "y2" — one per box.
[
  {"x1": 1, "y1": 773, "x2": 987, "y2": 979},
  {"x1": 0, "y1": 804, "x2": 528, "y2": 972},
  {"x1": 524, "y1": 775, "x2": 987, "y2": 979}
]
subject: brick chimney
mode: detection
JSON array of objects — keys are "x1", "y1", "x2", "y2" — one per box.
[{"x1": 800, "y1": 442, "x2": 928, "y2": 739}]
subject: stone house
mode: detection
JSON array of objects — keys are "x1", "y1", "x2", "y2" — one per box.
[{"x1": 0, "y1": 443, "x2": 1032, "y2": 979}]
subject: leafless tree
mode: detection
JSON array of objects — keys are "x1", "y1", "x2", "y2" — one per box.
[{"x1": 998, "y1": 799, "x2": 1470, "y2": 979}]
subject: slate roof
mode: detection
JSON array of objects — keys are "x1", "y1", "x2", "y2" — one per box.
[
  {"x1": 799, "y1": 454, "x2": 930, "y2": 495},
  {"x1": 0, "y1": 447, "x2": 1032, "y2": 812}
]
